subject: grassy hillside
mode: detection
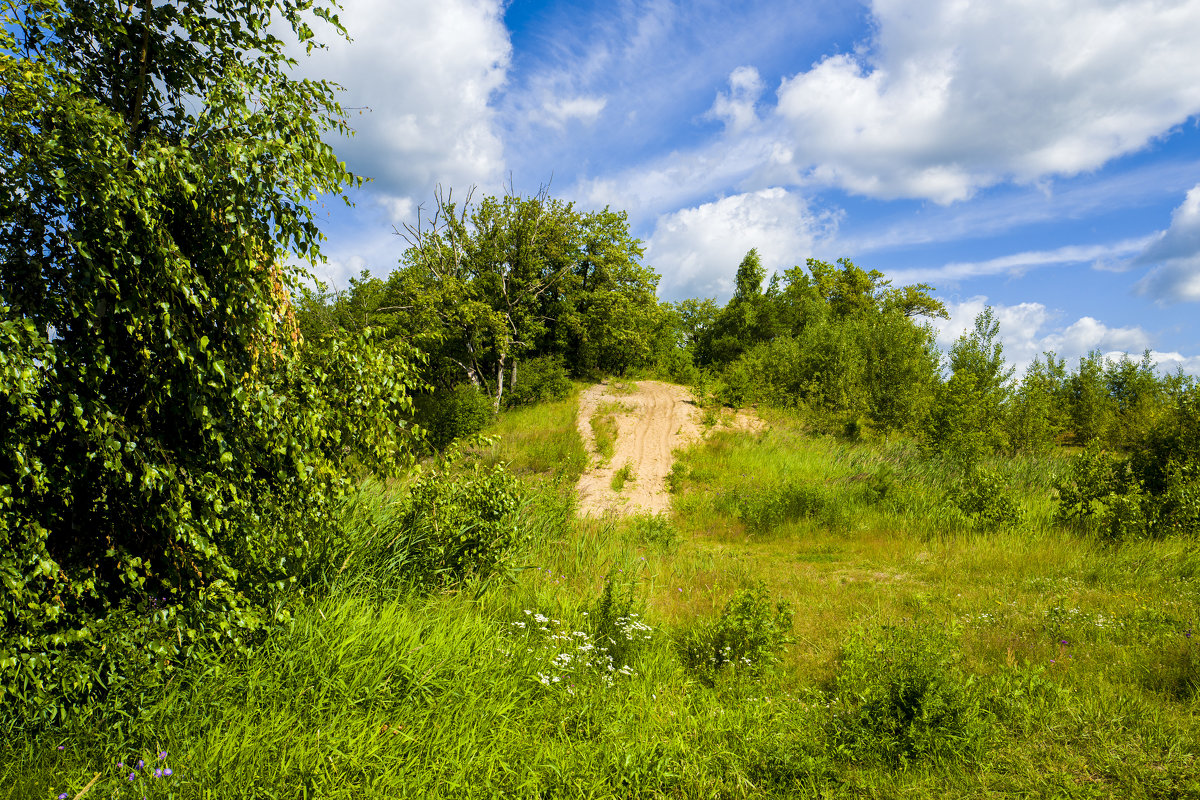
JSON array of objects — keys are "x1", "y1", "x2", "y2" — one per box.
[{"x1": 6, "y1": 394, "x2": 1199, "y2": 799}]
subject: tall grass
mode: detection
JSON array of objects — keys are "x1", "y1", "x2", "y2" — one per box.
[{"x1": 6, "y1": 396, "x2": 1199, "y2": 799}]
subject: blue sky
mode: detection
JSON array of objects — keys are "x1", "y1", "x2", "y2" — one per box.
[{"x1": 296, "y1": 0, "x2": 1200, "y2": 374}]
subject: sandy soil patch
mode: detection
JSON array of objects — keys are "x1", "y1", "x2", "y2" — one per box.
[{"x1": 574, "y1": 380, "x2": 761, "y2": 517}]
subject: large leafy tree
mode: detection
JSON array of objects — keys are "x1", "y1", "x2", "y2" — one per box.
[
  {"x1": 1, "y1": 0, "x2": 419, "y2": 723},
  {"x1": 377, "y1": 188, "x2": 660, "y2": 404}
]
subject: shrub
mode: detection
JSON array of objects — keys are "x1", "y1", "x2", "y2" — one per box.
[
  {"x1": 503, "y1": 356, "x2": 573, "y2": 409},
  {"x1": 398, "y1": 455, "x2": 525, "y2": 590},
  {"x1": 654, "y1": 347, "x2": 698, "y2": 385},
  {"x1": 1054, "y1": 392, "x2": 1200, "y2": 540},
  {"x1": 1054, "y1": 444, "x2": 1149, "y2": 540},
  {"x1": 0, "y1": 4, "x2": 427, "y2": 727},
  {"x1": 676, "y1": 582, "x2": 794, "y2": 686},
  {"x1": 948, "y1": 465, "x2": 1024, "y2": 530},
  {"x1": 329, "y1": 449, "x2": 525, "y2": 593},
  {"x1": 829, "y1": 623, "x2": 989, "y2": 767},
  {"x1": 417, "y1": 383, "x2": 494, "y2": 451}
]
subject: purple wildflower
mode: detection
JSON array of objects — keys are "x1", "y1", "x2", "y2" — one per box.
[
  {"x1": 164, "y1": 768, "x2": 173, "y2": 776},
  {"x1": 56, "y1": 745, "x2": 64, "y2": 751}
]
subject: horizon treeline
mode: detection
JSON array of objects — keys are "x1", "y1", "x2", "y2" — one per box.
[{"x1": 299, "y1": 187, "x2": 1198, "y2": 462}]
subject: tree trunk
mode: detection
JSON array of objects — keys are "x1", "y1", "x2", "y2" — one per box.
[{"x1": 493, "y1": 354, "x2": 506, "y2": 413}]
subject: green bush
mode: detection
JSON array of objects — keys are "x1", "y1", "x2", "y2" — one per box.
[
  {"x1": 676, "y1": 582, "x2": 794, "y2": 686},
  {"x1": 829, "y1": 623, "x2": 989, "y2": 767},
  {"x1": 1054, "y1": 392, "x2": 1200, "y2": 540},
  {"x1": 0, "y1": 3, "x2": 426, "y2": 727},
  {"x1": 948, "y1": 465, "x2": 1024, "y2": 530},
  {"x1": 327, "y1": 451, "x2": 525, "y2": 593},
  {"x1": 396, "y1": 456, "x2": 525, "y2": 591},
  {"x1": 654, "y1": 347, "x2": 699, "y2": 385},
  {"x1": 1054, "y1": 444, "x2": 1149, "y2": 540},
  {"x1": 503, "y1": 355, "x2": 573, "y2": 408},
  {"x1": 417, "y1": 383, "x2": 494, "y2": 451}
]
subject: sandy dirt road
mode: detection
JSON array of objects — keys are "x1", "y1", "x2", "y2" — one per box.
[{"x1": 575, "y1": 380, "x2": 702, "y2": 517}]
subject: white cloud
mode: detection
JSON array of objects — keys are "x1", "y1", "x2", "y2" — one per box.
[
  {"x1": 773, "y1": 0, "x2": 1200, "y2": 202},
  {"x1": 571, "y1": 1, "x2": 1200, "y2": 221},
  {"x1": 540, "y1": 95, "x2": 608, "y2": 128},
  {"x1": 841, "y1": 158, "x2": 1200, "y2": 256},
  {"x1": 708, "y1": 66, "x2": 765, "y2": 133},
  {"x1": 298, "y1": 0, "x2": 511, "y2": 202},
  {"x1": 576, "y1": 129, "x2": 796, "y2": 220},
  {"x1": 1152, "y1": 351, "x2": 1200, "y2": 375},
  {"x1": 934, "y1": 296, "x2": 1176, "y2": 377},
  {"x1": 644, "y1": 188, "x2": 833, "y2": 301},
  {"x1": 1134, "y1": 184, "x2": 1200, "y2": 302},
  {"x1": 884, "y1": 237, "x2": 1153, "y2": 286}
]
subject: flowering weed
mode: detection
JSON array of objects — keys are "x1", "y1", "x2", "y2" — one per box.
[{"x1": 676, "y1": 582, "x2": 794, "y2": 686}]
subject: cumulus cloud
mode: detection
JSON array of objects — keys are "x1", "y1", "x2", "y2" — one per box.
[
  {"x1": 1133, "y1": 184, "x2": 1200, "y2": 302},
  {"x1": 708, "y1": 66, "x2": 765, "y2": 133},
  {"x1": 297, "y1": 0, "x2": 511, "y2": 211},
  {"x1": 644, "y1": 188, "x2": 833, "y2": 301},
  {"x1": 1153, "y1": 351, "x2": 1200, "y2": 374},
  {"x1": 773, "y1": 0, "x2": 1200, "y2": 202},
  {"x1": 934, "y1": 296, "x2": 1170, "y2": 376}
]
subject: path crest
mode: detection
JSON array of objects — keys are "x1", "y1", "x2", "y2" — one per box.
[{"x1": 574, "y1": 380, "x2": 702, "y2": 517}]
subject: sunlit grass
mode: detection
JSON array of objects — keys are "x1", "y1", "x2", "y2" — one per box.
[
  {"x1": 6, "y1": 395, "x2": 1199, "y2": 798},
  {"x1": 589, "y1": 401, "x2": 624, "y2": 465},
  {"x1": 475, "y1": 390, "x2": 587, "y2": 483}
]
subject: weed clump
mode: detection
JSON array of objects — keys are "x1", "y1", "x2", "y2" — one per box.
[
  {"x1": 590, "y1": 402, "x2": 623, "y2": 463},
  {"x1": 676, "y1": 582, "x2": 794, "y2": 686},
  {"x1": 828, "y1": 623, "x2": 990, "y2": 768},
  {"x1": 611, "y1": 461, "x2": 635, "y2": 492},
  {"x1": 589, "y1": 573, "x2": 654, "y2": 673},
  {"x1": 736, "y1": 479, "x2": 848, "y2": 534},
  {"x1": 624, "y1": 514, "x2": 679, "y2": 552}
]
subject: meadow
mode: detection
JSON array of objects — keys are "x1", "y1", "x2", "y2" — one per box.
[{"x1": 5, "y1": 390, "x2": 1199, "y2": 799}]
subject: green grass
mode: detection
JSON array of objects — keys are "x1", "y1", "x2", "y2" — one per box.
[
  {"x1": 611, "y1": 461, "x2": 635, "y2": 492},
  {"x1": 589, "y1": 401, "x2": 623, "y2": 464},
  {"x1": 474, "y1": 390, "x2": 587, "y2": 483},
  {"x1": 6, "y1": 398, "x2": 1200, "y2": 799}
]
